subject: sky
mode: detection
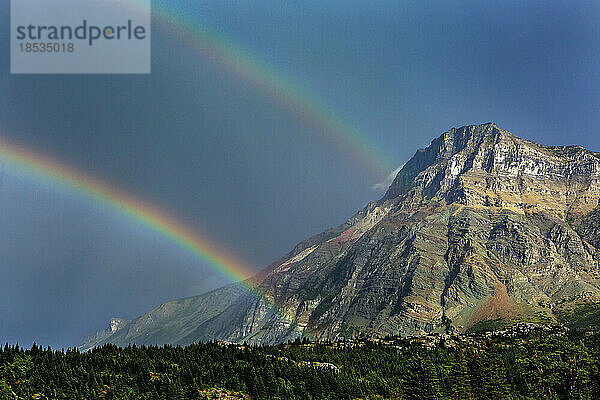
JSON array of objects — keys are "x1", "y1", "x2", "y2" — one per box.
[{"x1": 0, "y1": 0, "x2": 600, "y2": 348}]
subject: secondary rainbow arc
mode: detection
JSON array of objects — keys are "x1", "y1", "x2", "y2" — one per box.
[{"x1": 150, "y1": 0, "x2": 396, "y2": 176}]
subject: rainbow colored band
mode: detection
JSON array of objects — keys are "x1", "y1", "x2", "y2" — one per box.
[
  {"x1": 0, "y1": 138, "x2": 306, "y2": 338},
  {"x1": 152, "y1": 0, "x2": 394, "y2": 176}
]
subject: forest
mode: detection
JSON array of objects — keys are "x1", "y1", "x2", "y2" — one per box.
[{"x1": 1, "y1": 324, "x2": 598, "y2": 399}]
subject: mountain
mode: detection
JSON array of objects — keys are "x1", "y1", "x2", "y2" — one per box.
[{"x1": 81, "y1": 123, "x2": 600, "y2": 350}]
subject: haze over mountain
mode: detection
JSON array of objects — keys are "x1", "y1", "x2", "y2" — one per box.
[{"x1": 82, "y1": 123, "x2": 600, "y2": 349}]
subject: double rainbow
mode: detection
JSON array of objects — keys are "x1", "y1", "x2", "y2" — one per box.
[{"x1": 1, "y1": 1, "x2": 396, "y2": 338}]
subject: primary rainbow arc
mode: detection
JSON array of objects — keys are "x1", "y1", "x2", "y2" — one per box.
[
  {"x1": 0, "y1": 139, "x2": 254, "y2": 284},
  {"x1": 0, "y1": 138, "x2": 307, "y2": 336}
]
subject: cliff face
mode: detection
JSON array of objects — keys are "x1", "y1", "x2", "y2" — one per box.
[
  {"x1": 384, "y1": 123, "x2": 600, "y2": 217},
  {"x1": 81, "y1": 123, "x2": 600, "y2": 350}
]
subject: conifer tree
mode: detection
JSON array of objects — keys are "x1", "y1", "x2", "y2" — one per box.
[{"x1": 449, "y1": 347, "x2": 472, "y2": 400}]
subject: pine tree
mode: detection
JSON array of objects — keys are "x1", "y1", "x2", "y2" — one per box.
[
  {"x1": 402, "y1": 351, "x2": 441, "y2": 400},
  {"x1": 449, "y1": 348, "x2": 472, "y2": 399}
]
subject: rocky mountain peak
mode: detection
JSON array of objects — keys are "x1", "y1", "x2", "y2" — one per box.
[
  {"x1": 383, "y1": 123, "x2": 600, "y2": 218},
  {"x1": 383, "y1": 123, "x2": 503, "y2": 201},
  {"x1": 437, "y1": 122, "x2": 503, "y2": 154},
  {"x1": 81, "y1": 124, "x2": 600, "y2": 349}
]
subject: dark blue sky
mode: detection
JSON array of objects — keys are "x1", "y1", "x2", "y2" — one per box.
[{"x1": 1, "y1": 0, "x2": 600, "y2": 348}]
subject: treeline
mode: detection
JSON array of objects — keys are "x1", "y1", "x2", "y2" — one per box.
[{"x1": 1, "y1": 328, "x2": 599, "y2": 399}]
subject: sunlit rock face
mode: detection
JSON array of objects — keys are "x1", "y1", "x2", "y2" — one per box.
[
  {"x1": 384, "y1": 123, "x2": 600, "y2": 218},
  {"x1": 82, "y1": 123, "x2": 600, "y2": 350}
]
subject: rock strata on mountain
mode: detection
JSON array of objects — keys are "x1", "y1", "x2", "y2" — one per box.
[{"x1": 81, "y1": 123, "x2": 600, "y2": 350}]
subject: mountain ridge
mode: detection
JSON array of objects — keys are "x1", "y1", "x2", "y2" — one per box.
[{"x1": 81, "y1": 123, "x2": 600, "y2": 350}]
